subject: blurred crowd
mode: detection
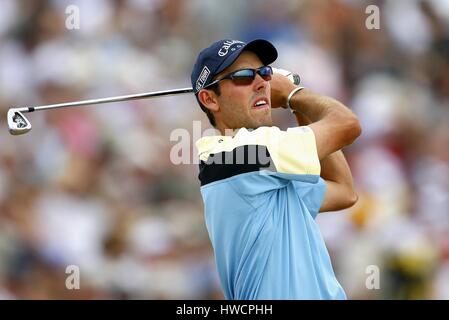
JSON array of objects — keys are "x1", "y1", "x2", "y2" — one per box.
[{"x1": 0, "y1": 0, "x2": 448, "y2": 299}]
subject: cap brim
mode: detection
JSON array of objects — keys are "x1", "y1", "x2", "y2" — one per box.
[{"x1": 215, "y1": 39, "x2": 278, "y2": 75}]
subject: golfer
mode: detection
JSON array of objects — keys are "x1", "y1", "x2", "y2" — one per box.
[{"x1": 191, "y1": 39, "x2": 361, "y2": 300}]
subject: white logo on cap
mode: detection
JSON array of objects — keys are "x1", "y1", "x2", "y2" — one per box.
[
  {"x1": 218, "y1": 40, "x2": 245, "y2": 57},
  {"x1": 196, "y1": 66, "x2": 211, "y2": 91}
]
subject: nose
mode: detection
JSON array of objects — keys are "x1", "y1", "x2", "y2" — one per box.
[{"x1": 253, "y1": 73, "x2": 268, "y2": 92}]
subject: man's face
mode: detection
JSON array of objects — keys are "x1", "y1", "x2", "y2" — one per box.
[{"x1": 213, "y1": 51, "x2": 272, "y2": 130}]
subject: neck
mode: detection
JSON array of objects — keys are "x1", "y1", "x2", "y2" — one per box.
[{"x1": 217, "y1": 125, "x2": 240, "y2": 137}]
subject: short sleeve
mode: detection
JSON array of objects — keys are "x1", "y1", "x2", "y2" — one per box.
[
  {"x1": 294, "y1": 177, "x2": 327, "y2": 219},
  {"x1": 262, "y1": 126, "x2": 321, "y2": 177}
]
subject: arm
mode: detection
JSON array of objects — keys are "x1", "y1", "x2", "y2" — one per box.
[
  {"x1": 293, "y1": 111, "x2": 358, "y2": 212},
  {"x1": 318, "y1": 152, "x2": 358, "y2": 212},
  {"x1": 290, "y1": 89, "x2": 361, "y2": 160},
  {"x1": 270, "y1": 74, "x2": 361, "y2": 160}
]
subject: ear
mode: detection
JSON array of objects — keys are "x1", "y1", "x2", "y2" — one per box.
[{"x1": 198, "y1": 89, "x2": 220, "y2": 112}]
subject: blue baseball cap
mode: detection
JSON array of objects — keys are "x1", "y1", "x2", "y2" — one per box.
[{"x1": 191, "y1": 39, "x2": 278, "y2": 94}]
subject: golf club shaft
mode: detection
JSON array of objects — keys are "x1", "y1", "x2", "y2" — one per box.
[
  {"x1": 15, "y1": 87, "x2": 194, "y2": 113},
  {"x1": 14, "y1": 69, "x2": 299, "y2": 113}
]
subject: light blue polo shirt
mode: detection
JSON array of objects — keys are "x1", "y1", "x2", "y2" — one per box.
[{"x1": 196, "y1": 126, "x2": 346, "y2": 300}]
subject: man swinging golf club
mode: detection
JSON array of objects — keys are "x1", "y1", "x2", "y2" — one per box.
[{"x1": 192, "y1": 39, "x2": 362, "y2": 300}]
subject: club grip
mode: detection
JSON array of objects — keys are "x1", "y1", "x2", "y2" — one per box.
[{"x1": 272, "y1": 67, "x2": 301, "y2": 85}]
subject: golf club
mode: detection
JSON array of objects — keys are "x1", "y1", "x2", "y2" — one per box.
[{"x1": 7, "y1": 68, "x2": 300, "y2": 135}]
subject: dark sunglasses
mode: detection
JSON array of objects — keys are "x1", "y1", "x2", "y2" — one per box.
[{"x1": 203, "y1": 66, "x2": 273, "y2": 89}]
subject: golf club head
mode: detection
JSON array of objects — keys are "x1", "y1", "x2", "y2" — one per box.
[{"x1": 7, "y1": 109, "x2": 32, "y2": 135}]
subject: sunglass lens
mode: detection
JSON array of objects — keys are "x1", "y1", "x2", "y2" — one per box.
[
  {"x1": 228, "y1": 67, "x2": 272, "y2": 85},
  {"x1": 259, "y1": 66, "x2": 272, "y2": 81},
  {"x1": 231, "y1": 69, "x2": 256, "y2": 85}
]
